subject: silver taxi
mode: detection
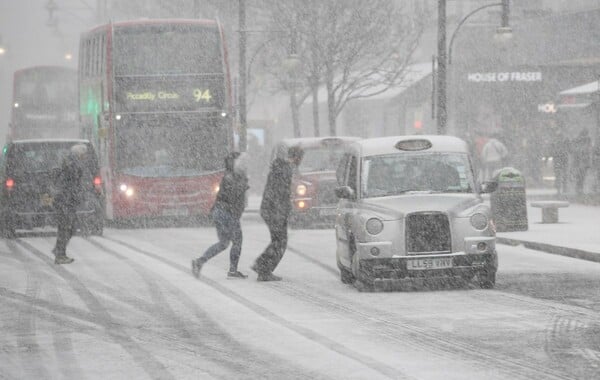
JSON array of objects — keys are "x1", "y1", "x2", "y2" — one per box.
[{"x1": 334, "y1": 135, "x2": 497, "y2": 291}]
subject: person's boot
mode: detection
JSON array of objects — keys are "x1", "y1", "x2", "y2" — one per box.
[
  {"x1": 55, "y1": 255, "x2": 74, "y2": 264},
  {"x1": 257, "y1": 273, "x2": 282, "y2": 282},
  {"x1": 191, "y1": 258, "x2": 206, "y2": 278},
  {"x1": 227, "y1": 270, "x2": 248, "y2": 279}
]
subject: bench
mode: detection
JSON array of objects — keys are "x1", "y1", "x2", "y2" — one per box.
[{"x1": 530, "y1": 200, "x2": 570, "y2": 223}]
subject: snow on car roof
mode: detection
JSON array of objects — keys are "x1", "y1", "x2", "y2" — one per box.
[
  {"x1": 355, "y1": 135, "x2": 469, "y2": 157},
  {"x1": 10, "y1": 138, "x2": 90, "y2": 145},
  {"x1": 278, "y1": 136, "x2": 361, "y2": 149}
]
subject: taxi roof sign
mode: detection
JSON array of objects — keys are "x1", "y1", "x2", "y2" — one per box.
[{"x1": 395, "y1": 139, "x2": 432, "y2": 151}]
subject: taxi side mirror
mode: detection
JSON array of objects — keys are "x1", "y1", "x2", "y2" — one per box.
[
  {"x1": 480, "y1": 181, "x2": 498, "y2": 193},
  {"x1": 335, "y1": 186, "x2": 355, "y2": 199}
]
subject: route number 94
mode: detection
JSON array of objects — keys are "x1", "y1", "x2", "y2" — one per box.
[{"x1": 193, "y1": 88, "x2": 212, "y2": 103}]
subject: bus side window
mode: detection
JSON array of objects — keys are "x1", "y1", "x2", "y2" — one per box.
[{"x1": 100, "y1": 34, "x2": 105, "y2": 75}]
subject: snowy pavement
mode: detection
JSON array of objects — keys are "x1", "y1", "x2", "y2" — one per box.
[
  {"x1": 497, "y1": 202, "x2": 600, "y2": 262},
  {"x1": 2, "y1": 219, "x2": 600, "y2": 379}
]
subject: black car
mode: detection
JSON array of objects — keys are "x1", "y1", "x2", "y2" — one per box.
[{"x1": 0, "y1": 139, "x2": 104, "y2": 238}]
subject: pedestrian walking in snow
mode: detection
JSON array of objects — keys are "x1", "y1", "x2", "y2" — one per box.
[
  {"x1": 551, "y1": 131, "x2": 570, "y2": 195},
  {"x1": 593, "y1": 142, "x2": 600, "y2": 193},
  {"x1": 53, "y1": 144, "x2": 88, "y2": 264},
  {"x1": 252, "y1": 145, "x2": 304, "y2": 281},
  {"x1": 481, "y1": 137, "x2": 508, "y2": 181},
  {"x1": 571, "y1": 129, "x2": 591, "y2": 195},
  {"x1": 192, "y1": 152, "x2": 249, "y2": 278}
]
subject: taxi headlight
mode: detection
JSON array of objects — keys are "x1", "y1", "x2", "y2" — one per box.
[
  {"x1": 296, "y1": 184, "x2": 307, "y2": 196},
  {"x1": 470, "y1": 213, "x2": 488, "y2": 230},
  {"x1": 366, "y1": 218, "x2": 384, "y2": 235}
]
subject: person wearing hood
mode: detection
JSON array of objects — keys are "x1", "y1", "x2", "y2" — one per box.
[
  {"x1": 252, "y1": 145, "x2": 304, "y2": 281},
  {"x1": 192, "y1": 152, "x2": 249, "y2": 278},
  {"x1": 52, "y1": 144, "x2": 88, "y2": 264},
  {"x1": 572, "y1": 128, "x2": 591, "y2": 195}
]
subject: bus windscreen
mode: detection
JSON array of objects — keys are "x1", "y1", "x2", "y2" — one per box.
[
  {"x1": 113, "y1": 24, "x2": 222, "y2": 76},
  {"x1": 14, "y1": 69, "x2": 77, "y2": 110},
  {"x1": 115, "y1": 115, "x2": 229, "y2": 177}
]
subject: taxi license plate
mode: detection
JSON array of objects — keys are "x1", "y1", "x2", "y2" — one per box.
[
  {"x1": 162, "y1": 208, "x2": 189, "y2": 217},
  {"x1": 407, "y1": 257, "x2": 453, "y2": 270},
  {"x1": 319, "y1": 208, "x2": 337, "y2": 216}
]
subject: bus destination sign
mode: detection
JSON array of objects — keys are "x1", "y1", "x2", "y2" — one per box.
[{"x1": 116, "y1": 76, "x2": 223, "y2": 112}]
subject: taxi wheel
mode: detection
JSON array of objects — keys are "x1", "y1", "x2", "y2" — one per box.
[
  {"x1": 339, "y1": 266, "x2": 355, "y2": 284},
  {"x1": 478, "y1": 271, "x2": 496, "y2": 289},
  {"x1": 351, "y1": 243, "x2": 373, "y2": 291},
  {"x1": 0, "y1": 214, "x2": 16, "y2": 239}
]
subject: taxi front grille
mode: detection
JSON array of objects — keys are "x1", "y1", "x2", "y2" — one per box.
[{"x1": 406, "y1": 212, "x2": 451, "y2": 254}]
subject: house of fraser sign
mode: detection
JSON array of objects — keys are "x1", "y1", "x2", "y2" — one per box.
[{"x1": 467, "y1": 72, "x2": 542, "y2": 83}]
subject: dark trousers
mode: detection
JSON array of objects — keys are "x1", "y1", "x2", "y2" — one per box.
[
  {"x1": 54, "y1": 207, "x2": 77, "y2": 256},
  {"x1": 254, "y1": 217, "x2": 288, "y2": 275},
  {"x1": 554, "y1": 165, "x2": 568, "y2": 194},
  {"x1": 200, "y1": 206, "x2": 242, "y2": 272},
  {"x1": 574, "y1": 168, "x2": 588, "y2": 195}
]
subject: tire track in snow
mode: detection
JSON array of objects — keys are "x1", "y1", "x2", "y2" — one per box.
[
  {"x1": 285, "y1": 243, "x2": 582, "y2": 380},
  {"x1": 6, "y1": 240, "x2": 68, "y2": 379},
  {"x1": 14, "y1": 238, "x2": 176, "y2": 380},
  {"x1": 101, "y1": 235, "x2": 407, "y2": 380},
  {"x1": 86, "y1": 236, "x2": 333, "y2": 380}
]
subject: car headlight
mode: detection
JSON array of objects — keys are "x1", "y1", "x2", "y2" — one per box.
[
  {"x1": 296, "y1": 184, "x2": 307, "y2": 196},
  {"x1": 119, "y1": 183, "x2": 135, "y2": 198},
  {"x1": 470, "y1": 213, "x2": 488, "y2": 230},
  {"x1": 366, "y1": 218, "x2": 384, "y2": 235}
]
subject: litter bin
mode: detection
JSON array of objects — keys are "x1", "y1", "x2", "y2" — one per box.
[{"x1": 490, "y1": 167, "x2": 528, "y2": 232}]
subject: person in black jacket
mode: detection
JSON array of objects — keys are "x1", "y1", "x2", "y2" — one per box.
[
  {"x1": 52, "y1": 144, "x2": 88, "y2": 264},
  {"x1": 252, "y1": 145, "x2": 304, "y2": 281},
  {"x1": 192, "y1": 152, "x2": 249, "y2": 278}
]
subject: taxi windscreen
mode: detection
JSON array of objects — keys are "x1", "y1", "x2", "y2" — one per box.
[{"x1": 362, "y1": 153, "x2": 475, "y2": 198}]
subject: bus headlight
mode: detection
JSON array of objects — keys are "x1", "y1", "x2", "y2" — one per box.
[
  {"x1": 366, "y1": 218, "x2": 384, "y2": 235},
  {"x1": 119, "y1": 183, "x2": 135, "y2": 198},
  {"x1": 470, "y1": 213, "x2": 488, "y2": 230},
  {"x1": 296, "y1": 184, "x2": 307, "y2": 196}
]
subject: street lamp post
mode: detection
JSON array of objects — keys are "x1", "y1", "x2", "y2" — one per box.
[
  {"x1": 436, "y1": 0, "x2": 447, "y2": 135},
  {"x1": 436, "y1": 0, "x2": 511, "y2": 135},
  {"x1": 238, "y1": 0, "x2": 248, "y2": 152},
  {"x1": 0, "y1": 35, "x2": 6, "y2": 56},
  {"x1": 239, "y1": 23, "x2": 303, "y2": 146}
]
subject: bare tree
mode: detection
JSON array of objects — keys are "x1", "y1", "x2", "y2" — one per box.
[{"x1": 261, "y1": 0, "x2": 423, "y2": 136}]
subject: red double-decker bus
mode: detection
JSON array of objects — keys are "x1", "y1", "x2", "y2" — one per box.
[
  {"x1": 9, "y1": 66, "x2": 79, "y2": 141},
  {"x1": 79, "y1": 19, "x2": 233, "y2": 222}
]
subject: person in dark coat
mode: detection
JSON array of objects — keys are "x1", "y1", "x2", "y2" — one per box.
[
  {"x1": 252, "y1": 145, "x2": 304, "y2": 281},
  {"x1": 52, "y1": 144, "x2": 88, "y2": 264},
  {"x1": 572, "y1": 128, "x2": 591, "y2": 195},
  {"x1": 551, "y1": 131, "x2": 569, "y2": 195},
  {"x1": 192, "y1": 152, "x2": 249, "y2": 278}
]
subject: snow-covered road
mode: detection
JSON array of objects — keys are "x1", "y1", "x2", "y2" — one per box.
[{"x1": 1, "y1": 218, "x2": 599, "y2": 379}]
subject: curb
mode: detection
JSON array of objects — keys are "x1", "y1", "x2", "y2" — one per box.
[{"x1": 496, "y1": 237, "x2": 600, "y2": 264}]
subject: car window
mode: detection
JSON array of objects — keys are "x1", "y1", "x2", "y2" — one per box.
[
  {"x1": 361, "y1": 152, "x2": 474, "y2": 198},
  {"x1": 8, "y1": 143, "x2": 98, "y2": 175},
  {"x1": 298, "y1": 146, "x2": 346, "y2": 173}
]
